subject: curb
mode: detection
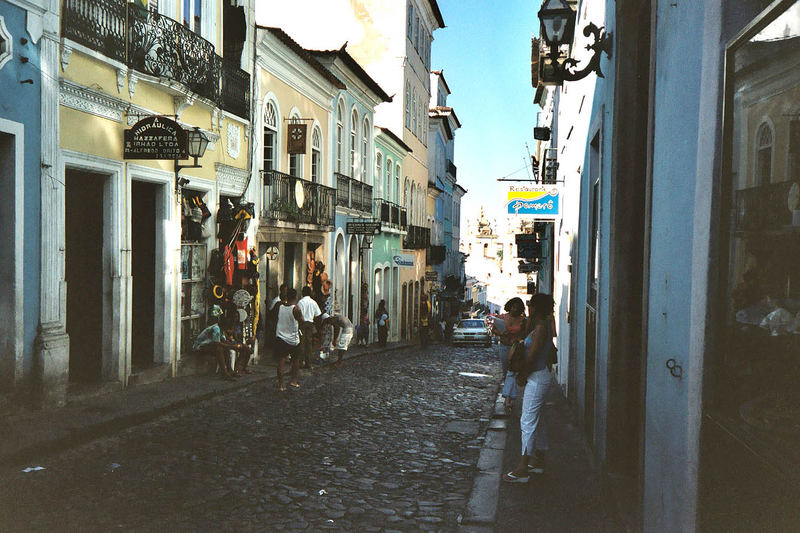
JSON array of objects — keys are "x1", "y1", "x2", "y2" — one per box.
[
  {"x1": 461, "y1": 389, "x2": 507, "y2": 531},
  {"x1": 0, "y1": 343, "x2": 412, "y2": 469}
]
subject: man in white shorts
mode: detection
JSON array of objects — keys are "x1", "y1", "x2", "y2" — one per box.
[{"x1": 320, "y1": 312, "x2": 354, "y2": 367}]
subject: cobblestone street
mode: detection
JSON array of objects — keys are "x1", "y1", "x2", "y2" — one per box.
[{"x1": 0, "y1": 345, "x2": 501, "y2": 532}]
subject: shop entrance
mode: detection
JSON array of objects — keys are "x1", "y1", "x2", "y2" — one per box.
[
  {"x1": 65, "y1": 169, "x2": 105, "y2": 383},
  {"x1": 131, "y1": 181, "x2": 157, "y2": 370}
]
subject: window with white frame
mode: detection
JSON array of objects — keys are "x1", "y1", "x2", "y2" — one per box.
[
  {"x1": 407, "y1": 1, "x2": 413, "y2": 40},
  {"x1": 376, "y1": 152, "x2": 383, "y2": 197},
  {"x1": 361, "y1": 119, "x2": 369, "y2": 183},
  {"x1": 395, "y1": 164, "x2": 401, "y2": 203},
  {"x1": 411, "y1": 89, "x2": 417, "y2": 135},
  {"x1": 350, "y1": 109, "x2": 358, "y2": 178},
  {"x1": 311, "y1": 126, "x2": 321, "y2": 183},
  {"x1": 405, "y1": 83, "x2": 411, "y2": 130},
  {"x1": 385, "y1": 158, "x2": 392, "y2": 201},
  {"x1": 336, "y1": 100, "x2": 344, "y2": 173},
  {"x1": 410, "y1": 183, "x2": 415, "y2": 224},
  {"x1": 263, "y1": 101, "x2": 278, "y2": 172},
  {"x1": 0, "y1": 16, "x2": 12, "y2": 71},
  {"x1": 755, "y1": 122, "x2": 773, "y2": 185}
]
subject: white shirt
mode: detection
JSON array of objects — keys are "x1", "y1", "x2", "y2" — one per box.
[
  {"x1": 276, "y1": 304, "x2": 300, "y2": 346},
  {"x1": 269, "y1": 296, "x2": 282, "y2": 311},
  {"x1": 297, "y1": 295, "x2": 322, "y2": 323}
]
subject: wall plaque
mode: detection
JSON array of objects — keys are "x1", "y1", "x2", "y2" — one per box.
[{"x1": 124, "y1": 116, "x2": 188, "y2": 160}]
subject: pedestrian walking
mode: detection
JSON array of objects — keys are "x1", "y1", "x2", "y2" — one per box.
[
  {"x1": 419, "y1": 293, "x2": 431, "y2": 348},
  {"x1": 375, "y1": 300, "x2": 390, "y2": 347},
  {"x1": 321, "y1": 312, "x2": 354, "y2": 367},
  {"x1": 297, "y1": 286, "x2": 322, "y2": 369},
  {"x1": 503, "y1": 293, "x2": 557, "y2": 483},
  {"x1": 274, "y1": 288, "x2": 304, "y2": 391},
  {"x1": 492, "y1": 297, "x2": 527, "y2": 411}
]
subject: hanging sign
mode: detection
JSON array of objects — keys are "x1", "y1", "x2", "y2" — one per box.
[
  {"x1": 124, "y1": 116, "x2": 188, "y2": 160},
  {"x1": 425, "y1": 271, "x2": 439, "y2": 281},
  {"x1": 347, "y1": 221, "x2": 381, "y2": 234},
  {"x1": 506, "y1": 186, "x2": 560, "y2": 218},
  {"x1": 392, "y1": 254, "x2": 414, "y2": 267},
  {"x1": 266, "y1": 246, "x2": 279, "y2": 261},
  {"x1": 287, "y1": 123, "x2": 307, "y2": 154}
]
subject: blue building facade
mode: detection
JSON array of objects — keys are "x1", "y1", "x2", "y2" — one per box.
[{"x1": 0, "y1": 0, "x2": 43, "y2": 401}]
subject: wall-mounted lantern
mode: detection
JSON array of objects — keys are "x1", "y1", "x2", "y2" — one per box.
[
  {"x1": 175, "y1": 127, "x2": 209, "y2": 193},
  {"x1": 537, "y1": 0, "x2": 612, "y2": 85}
]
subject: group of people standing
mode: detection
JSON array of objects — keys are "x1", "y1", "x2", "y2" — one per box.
[{"x1": 492, "y1": 293, "x2": 557, "y2": 484}]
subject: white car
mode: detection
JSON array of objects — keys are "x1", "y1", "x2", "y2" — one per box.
[{"x1": 452, "y1": 318, "x2": 491, "y2": 347}]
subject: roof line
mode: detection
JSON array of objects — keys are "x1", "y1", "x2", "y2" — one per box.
[
  {"x1": 309, "y1": 47, "x2": 392, "y2": 103},
  {"x1": 256, "y1": 26, "x2": 346, "y2": 90},
  {"x1": 377, "y1": 127, "x2": 413, "y2": 153}
]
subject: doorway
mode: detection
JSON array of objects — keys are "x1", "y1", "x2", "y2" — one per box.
[
  {"x1": 401, "y1": 282, "x2": 408, "y2": 340},
  {"x1": 65, "y1": 169, "x2": 105, "y2": 383},
  {"x1": 283, "y1": 242, "x2": 295, "y2": 289},
  {"x1": 131, "y1": 181, "x2": 157, "y2": 370}
]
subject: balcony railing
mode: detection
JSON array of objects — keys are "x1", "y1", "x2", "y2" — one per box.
[
  {"x1": 262, "y1": 170, "x2": 336, "y2": 228},
  {"x1": 61, "y1": 1, "x2": 250, "y2": 119},
  {"x1": 404, "y1": 225, "x2": 431, "y2": 250},
  {"x1": 735, "y1": 181, "x2": 797, "y2": 231},
  {"x1": 375, "y1": 199, "x2": 408, "y2": 230},
  {"x1": 334, "y1": 172, "x2": 373, "y2": 214},
  {"x1": 221, "y1": 60, "x2": 250, "y2": 119}
]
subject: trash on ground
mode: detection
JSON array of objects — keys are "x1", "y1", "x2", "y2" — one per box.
[
  {"x1": 319, "y1": 489, "x2": 327, "y2": 496},
  {"x1": 458, "y1": 372, "x2": 492, "y2": 378},
  {"x1": 22, "y1": 466, "x2": 45, "y2": 473}
]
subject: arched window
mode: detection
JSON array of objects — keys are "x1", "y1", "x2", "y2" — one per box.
[
  {"x1": 350, "y1": 109, "x2": 358, "y2": 178},
  {"x1": 411, "y1": 89, "x2": 417, "y2": 135},
  {"x1": 756, "y1": 122, "x2": 773, "y2": 185},
  {"x1": 405, "y1": 83, "x2": 411, "y2": 130},
  {"x1": 263, "y1": 101, "x2": 278, "y2": 172},
  {"x1": 404, "y1": 178, "x2": 410, "y2": 212},
  {"x1": 395, "y1": 164, "x2": 401, "y2": 203},
  {"x1": 361, "y1": 118, "x2": 369, "y2": 183},
  {"x1": 336, "y1": 100, "x2": 344, "y2": 173},
  {"x1": 311, "y1": 126, "x2": 322, "y2": 183},
  {"x1": 375, "y1": 152, "x2": 383, "y2": 197},
  {"x1": 410, "y1": 183, "x2": 416, "y2": 224}
]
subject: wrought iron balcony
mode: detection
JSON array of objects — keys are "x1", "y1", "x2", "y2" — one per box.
[
  {"x1": 334, "y1": 172, "x2": 373, "y2": 215},
  {"x1": 62, "y1": 0, "x2": 126, "y2": 63},
  {"x1": 261, "y1": 170, "x2": 336, "y2": 228},
  {"x1": 375, "y1": 199, "x2": 408, "y2": 230},
  {"x1": 60, "y1": 2, "x2": 250, "y2": 118},
  {"x1": 404, "y1": 225, "x2": 431, "y2": 250},
  {"x1": 428, "y1": 245, "x2": 446, "y2": 265},
  {"x1": 735, "y1": 181, "x2": 797, "y2": 231},
  {"x1": 221, "y1": 60, "x2": 250, "y2": 119}
]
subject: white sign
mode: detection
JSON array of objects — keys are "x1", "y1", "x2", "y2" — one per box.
[{"x1": 392, "y1": 254, "x2": 414, "y2": 267}]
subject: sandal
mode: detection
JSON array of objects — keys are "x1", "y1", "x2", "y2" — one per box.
[
  {"x1": 289, "y1": 382, "x2": 300, "y2": 389},
  {"x1": 502, "y1": 472, "x2": 530, "y2": 483}
]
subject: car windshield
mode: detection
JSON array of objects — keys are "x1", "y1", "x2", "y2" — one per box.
[{"x1": 459, "y1": 320, "x2": 485, "y2": 329}]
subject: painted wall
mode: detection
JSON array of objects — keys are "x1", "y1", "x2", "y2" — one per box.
[{"x1": 0, "y1": 1, "x2": 42, "y2": 387}]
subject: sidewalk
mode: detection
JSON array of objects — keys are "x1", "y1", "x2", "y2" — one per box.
[
  {"x1": 463, "y1": 376, "x2": 624, "y2": 532},
  {"x1": 0, "y1": 341, "x2": 409, "y2": 469}
]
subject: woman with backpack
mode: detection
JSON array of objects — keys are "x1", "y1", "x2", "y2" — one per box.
[
  {"x1": 375, "y1": 300, "x2": 390, "y2": 347},
  {"x1": 503, "y1": 293, "x2": 557, "y2": 483}
]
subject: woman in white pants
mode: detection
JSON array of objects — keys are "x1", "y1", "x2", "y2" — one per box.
[{"x1": 502, "y1": 293, "x2": 556, "y2": 483}]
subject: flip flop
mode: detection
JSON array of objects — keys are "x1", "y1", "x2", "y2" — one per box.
[
  {"x1": 502, "y1": 472, "x2": 530, "y2": 483},
  {"x1": 289, "y1": 383, "x2": 300, "y2": 389}
]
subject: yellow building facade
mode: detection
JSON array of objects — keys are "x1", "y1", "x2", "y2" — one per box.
[{"x1": 41, "y1": 0, "x2": 254, "y2": 404}]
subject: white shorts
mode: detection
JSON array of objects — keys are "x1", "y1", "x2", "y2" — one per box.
[{"x1": 335, "y1": 328, "x2": 354, "y2": 350}]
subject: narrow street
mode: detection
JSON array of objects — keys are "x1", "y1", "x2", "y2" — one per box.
[{"x1": 0, "y1": 346, "x2": 501, "y2": 532}]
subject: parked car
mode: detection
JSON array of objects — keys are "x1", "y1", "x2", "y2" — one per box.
[{"x1": 452, "y1": 318, "x2": 491, "y2": 347}]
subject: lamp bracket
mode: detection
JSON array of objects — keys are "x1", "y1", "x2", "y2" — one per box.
[{"x1": 547, "y1": 22, "x2": 612, "y2": 83}]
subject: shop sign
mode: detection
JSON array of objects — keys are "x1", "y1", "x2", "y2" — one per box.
[
  {"x1": 124, "y1": 116, "x2": 188, "y2": 160},
  {"x1": 506, "y1": 186, "x2": 560, "y2": 218},
  {"x1": 425, "y1": 271, "x2": 439, "y2": 281},
  {"x1": 347, "y1": 221, "x2": 381, "y2": 234},
  {"x1": 287, "y1": 123, "x2": 307, "y2": 154},
  {"x1": 392, "y1": 254, "x2": 414, "y2": 267},
  {"x1": 266, "y1": 246, "x2": 279, "y2": 261}
]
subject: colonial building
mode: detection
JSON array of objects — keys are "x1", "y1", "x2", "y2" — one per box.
[
  {"x1": 0, "y1": 0, "x2": 58, "y2": 404},
  {"x1": 36, "y1": 0, "x2": 253, "y2": 405}
]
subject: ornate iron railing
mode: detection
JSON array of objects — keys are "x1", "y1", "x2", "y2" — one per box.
[
  {"x1": 334, "y1": 172, "x2": 373, "y2": 215},
  {"x1": 262, "y1": 170, "x2": 335, "y2": 228},
  {"x1": 62, "y1": 0, "x2": 126, "y2": 63},
  {"x1": 60, "y1": 2, "x2": 250, "y2": 114},
  {"x1": 404, "y1": 225, "x2": 431, "y2": 249},
  {"x1": 221, "y1": 59, "x2": 250, "y2": 119},
  {"x1": 735, "y1": 181, "x2": 796, "y2": 231},
  {"x1": 375, "y1": 199, "x2": 407, "y2": 230},
  {"x1": 127, "y1": 4, "x2": 221, "y2": 102}
]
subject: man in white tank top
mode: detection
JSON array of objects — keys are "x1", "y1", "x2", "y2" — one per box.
[{"x1": 274, "y1": 288, "x2": 304, "y2": 391}]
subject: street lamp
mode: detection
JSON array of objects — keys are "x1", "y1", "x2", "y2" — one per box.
[
  {"x1": 537, "y1": 0, "x2": 612, "y2": 84},
  {"x1": 175, "y1": 127, "x2": 209, "y2": 193}
]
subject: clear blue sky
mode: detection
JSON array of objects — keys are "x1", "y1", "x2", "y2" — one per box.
[{"x1": 432, "y1": 0, "x2": 539, "y2": 226}]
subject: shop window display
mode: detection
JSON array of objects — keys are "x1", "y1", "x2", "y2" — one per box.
[
  {"x1": 717, "y1": 0, "x2": 800, "y2": 460},
  {"x1": 181, "y1": 191, "x2": 211, "y2": 355}
]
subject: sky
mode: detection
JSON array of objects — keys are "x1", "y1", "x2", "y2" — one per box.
[{"x1": 431, "y1": 0, "x2": 539, "y2": 228}]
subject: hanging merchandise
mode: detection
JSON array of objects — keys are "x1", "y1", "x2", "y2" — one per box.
[
  {"x1": 193, "y1": 195, "x2": 211, "y2": 221},
  {"x1": 248, "y1": 248, "x2": 259, "y2": 278},
  {"x1": 232, "y1": 288, "x2": 252, "y2": 308},
  {"x1": 208, "y1": 249, "x2": 223, "y2": 281},
  {"x1": 212, "y1": 284, "x2": 226, "y2": 300},
  {"x1": 233, "y1": 201, "x2": 255, "y2": 233},
  {"x1": 236, "y1": 237, "x2": 248, "y2": 270},
  {"x1": 237, "y1": 308, "x2": 248, "y2": 323},
  {"x1": 223, "y1": 245, "x2": 234, "y2": 285}
]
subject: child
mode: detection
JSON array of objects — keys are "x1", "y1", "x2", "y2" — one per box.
[{"x1": 357, "y1": 312, "x2": 370, "y2": 345}]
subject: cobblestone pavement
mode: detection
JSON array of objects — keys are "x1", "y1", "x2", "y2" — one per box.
[{"x1": 0, "y1": 344, "x2": 501, "y2": 532}]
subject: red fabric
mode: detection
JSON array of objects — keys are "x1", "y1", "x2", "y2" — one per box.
[
  {"x1": 501, "y1": 313, "x2": 527, "y2": 345},
  {"x1": 236, "y1": 238, "x2": 248, "y2": 270},
  {"x1": 223, "y1": 246, "x2": 234, "y2": 285}
]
